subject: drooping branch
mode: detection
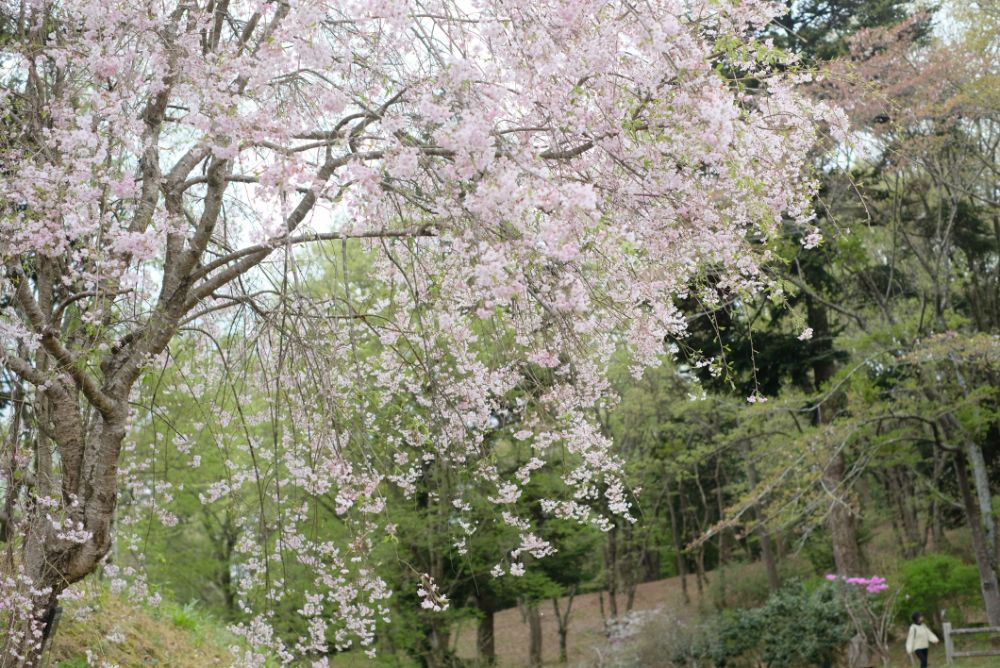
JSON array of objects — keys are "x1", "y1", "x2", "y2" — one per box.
[{"x1": 192, "y1": 226, "x2": 439, "y2": 283}]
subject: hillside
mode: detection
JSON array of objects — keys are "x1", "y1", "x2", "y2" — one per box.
[{"x1": 46, "y1": 589, "x2": 237, "y2": 668}]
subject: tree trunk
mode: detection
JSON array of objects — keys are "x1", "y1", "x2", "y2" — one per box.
[
  {"x1": 603, "y1": 528, "x2": 619, "y2": 618},
  {"x1": 552, "y1": 587, "x2": 576, "y2": 664},
  {"x1": 808, "y1": 299, "x2": 864, "y2": 576},
  {"x1": 664, "y1": 476, "x2": 689, "y2": 604},
  {"x1": 929, "y1": 449, "x2": 947, "y2": 552},
  {"x1": 826, "y1": 452, "x2": 864, "y2": 576},
  {"x1": 476, "y1": 595, "x2": 497, "y2": 665},
  {"x1": 527, "y1": 604, "x2": 543, "y2": 668},
  {"x1": 965, "y1": 440, "x2": 998, "y2": 563},
  {"x1": 744, "y1": 449, "x2": 780, "y2": 592},
  {"x1": 715, "y1": 459, "x2": 732, "y2": 566},
  {"x1": 760, "y1": 528, "x2": 781, "y2": 592},
  {"x1": 557, "y1": 625, "x2": 569, "y2": 664},
  {"x1": 4, "y1": 401, "x2": 129, "y2": 667},
  {"x1": 955, "y1": 450, "x2": 1000, "y2": 626},
  {"x1": 885, "y1": 467, "x2": 922, "y2": 558},
  {"x1": 424, "y1": 618, "x2": 453, "y2": 668}
]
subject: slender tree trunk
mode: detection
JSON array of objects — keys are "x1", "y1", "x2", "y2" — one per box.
[
  {"x1": 694, "y1": 545, "x2": 707, "y2": 599},
  {"x1": 552, "y1": 586, "x2": 576, "y2": 664},
  {"x1": 965, "y1": 440, "x2": 998, "y2": 562},
  {"x1": 715, "y1": 459, "x2": 732, "y2": 566},
  {"x1": 425, "y1": 619, "x2": 452, "y2": 668},
  {"x1": 930, "y1": 449, "x2": 947, "y2": 552},
  {"x1": 557, "y1": 623, "x2": 569, "y2": 664},
  {"x1": 930, "y1": 382, "x2": 997, "y2": 564},
  {"x1": 665, "y1": 476, "x2": 689, "y2": 604},
  {"x1": 603, "y1": 528, "x2": 619, "y2": 618},
  {"x1": 526, "y1": 604, "x2": 543, "y2": 668},
  {"x1": 642, "y1": 545, "x2": 661, "y2": 581},
  {"x1": 621, "y1": 523, "x2": 639, "y2": 612},
  {"x1": 886, "y1": 467, "x2": 921, "y2": 558},
  {"x1": 744, "y1": 448, "x2": 780, "y2": 592},
  {"x1": 825, "y1": 451, "x2": 864, "y2": 576}
]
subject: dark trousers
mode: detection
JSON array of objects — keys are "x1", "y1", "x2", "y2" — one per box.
[{"x1": 915, "y1": 648, "x2": 928, "y2": 667}]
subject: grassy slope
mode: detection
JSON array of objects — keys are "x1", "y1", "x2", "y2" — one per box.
[{"x1": 46, "y1": 588, "x2": 237, "y2": 668}]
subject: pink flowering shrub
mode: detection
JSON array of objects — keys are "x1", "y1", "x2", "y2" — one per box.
[
  {"x1": 825, "y1": 574, "x2": 890, "y2": 594},
  {"x1": 825, "y1": 574, "x2": 898, "y2": 666}
]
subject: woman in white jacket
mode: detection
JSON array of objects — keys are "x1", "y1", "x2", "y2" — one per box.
[{"x1": 906, "y1": 611, "x2": 940, "y2": 667}]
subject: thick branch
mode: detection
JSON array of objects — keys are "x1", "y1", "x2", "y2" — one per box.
[{"x1": 0, "y1": 352, "x2": 48, "y2": 387}]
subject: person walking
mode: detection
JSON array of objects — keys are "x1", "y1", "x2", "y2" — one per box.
[{"x1": 906, "y1": 612, "x2": 939, "y2": 667}]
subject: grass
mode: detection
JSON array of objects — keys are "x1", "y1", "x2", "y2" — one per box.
[{"x1": 46, "y1": 585, "x2": 240, "y2": 667}]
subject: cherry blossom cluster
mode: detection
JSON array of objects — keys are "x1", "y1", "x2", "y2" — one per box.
[{"x1": 0, "y1": 567, "x2": 51, "y2": 663}]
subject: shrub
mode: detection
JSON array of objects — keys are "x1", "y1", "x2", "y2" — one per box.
[
  {"x1": 592, "y1": 578, "x2": 893, "y2": 668},
  {"x1": 897, "y1": 553, "x2": 980, "y2": 626},
  {"x1": 621, "y1": 611, "x2": 715, "y2": 667},
  {"x1": 753, "y1": 580, "x2": 851, "y2": 668}
]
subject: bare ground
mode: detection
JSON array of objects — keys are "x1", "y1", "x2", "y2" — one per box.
[{"x1": 452, "y1": 571, "x2": 708, "y2": 667}]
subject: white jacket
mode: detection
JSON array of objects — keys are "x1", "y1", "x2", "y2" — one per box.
[{"x1": 906, "y1": 623, "x2": 940, "y2": 652}]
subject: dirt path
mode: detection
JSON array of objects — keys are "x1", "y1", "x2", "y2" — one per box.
[{"x1": 452, "y1": 573, "x2": 706, "y2": 666}]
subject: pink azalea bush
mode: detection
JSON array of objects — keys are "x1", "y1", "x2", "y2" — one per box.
[{"x1": 826, "y1": 574, "x2": 890, "y2": 595}]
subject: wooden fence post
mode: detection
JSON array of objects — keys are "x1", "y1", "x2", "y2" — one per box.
[{"x1": 943, "y1": 622, "x2": 953, "y2": 666}]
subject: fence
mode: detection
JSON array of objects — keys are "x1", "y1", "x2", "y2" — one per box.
[{"x1": 942, "y1": 622, "x2": 1000, "y2": 665}]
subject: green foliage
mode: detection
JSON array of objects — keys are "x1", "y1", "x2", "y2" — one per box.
[
  {"x1": 770, "y1": 0, "x2": 918, "y2": 62},
  {"x1": 57, "y1": 659, "x2": 89, "y2": 668},
  {"x1": 898, "y1": 553, "x2": 980, "y2": 623},
  {"x1": 714, "y1": 580, "x2": 852, "y2": 667},
  {"x1": 613, "y1": 580, "x2": 859, "y2": 668},
  {"x1": 710, "y1": 559, "x2": 814, "y2": 611},
  {"x1": 169, "y1": 601, "x2": 203, "y2": 633}
]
